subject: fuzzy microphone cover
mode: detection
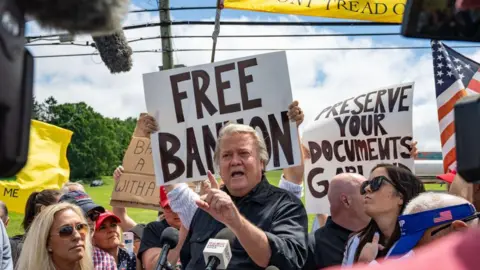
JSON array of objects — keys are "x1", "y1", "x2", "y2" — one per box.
[
  {"x1": 93, "y1": 30, "x2": 133, "y2": 73},
  {"x1": 17, "y1": 0, "x2": 130, "y2": 35}
]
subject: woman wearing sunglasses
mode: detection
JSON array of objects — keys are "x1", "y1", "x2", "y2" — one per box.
[
  {"x1": 10, "y1": 189, "x2": 63, "y2": 268},
  {"x1": 15, "y1": 202, "x2": 93, "y2": 270},
  {"x1": 342, "y1": 163, "x2": 425, "y2": 266}
]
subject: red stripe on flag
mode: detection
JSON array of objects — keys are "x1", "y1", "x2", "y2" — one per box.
[
  {"x1": 443, "y1": 147, "x2": 457, "y2": 173},
  {"x1": 467, "y1": 79, "x2": 480, "y2": 93},
  {"x1": 438, "y1": 90, "x2": 468, "y2": 120},
  {"x1": 440, "y1": 122, "x2": 455, "y2": 146}
]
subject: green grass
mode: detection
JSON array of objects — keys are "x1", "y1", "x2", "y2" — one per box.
[{"x1": 5, "y1": 172, "x2": 447, "y2": 236}]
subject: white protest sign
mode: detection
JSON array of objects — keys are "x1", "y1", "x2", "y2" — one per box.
[
  {"x1": 143, "y1": 51, "x2": 302, "y2": 185},
  {"x1": 302, "y1": 82, "x2": 415, "y2": 214}
]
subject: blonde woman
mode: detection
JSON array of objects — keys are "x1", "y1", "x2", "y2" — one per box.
[{"x1": 16, "y1": 202, "x2": 93, "y2": 270}]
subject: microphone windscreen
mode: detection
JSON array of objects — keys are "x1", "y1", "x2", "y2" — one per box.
[
  {"x1": 92, "y1": 30, "x2": 133, "y2": 73},
  {"x1": 160, "y1": 227, "x2": 179, "y2": 249},
  {"x1": 265, "y1": 267, "x2": 279, "y2": 270},
  {"x1": 18, "y1": 0, "x2": 129, "y2": 35},
  {"x1": 215, "y1": 228, "x2": 236, "y2": 247}
]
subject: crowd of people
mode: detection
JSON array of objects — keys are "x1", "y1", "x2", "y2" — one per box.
[{"x1": 0, "y1": 101, "x2": 478, "y2": 270}]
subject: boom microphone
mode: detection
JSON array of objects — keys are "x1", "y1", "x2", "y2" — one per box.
[
  {"x1": 203, "y1": 228, "x2": 235, "y2": 270},
  {"x1": 16, "y1": 0, "x2": 130, "y2": 35},
  {"x1": 92, "y1": 30, "x2": 133, "y2": 73},
  {"x1": 155, "y1": 227, "x2": 179, "y2": 270}
]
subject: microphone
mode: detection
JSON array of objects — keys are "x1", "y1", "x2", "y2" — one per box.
[
  {"x1": 92, "y1": 30, "x2": 133, "y2": 73},
  {"x1": 18, "y1": 0, "x2": 134, "y2": 73},
  {"x1": 203, "y1": 228, "x2": 235, "y2": 270},
  {"x1": 155, "y1": 227, "x2": 179, "y2": 270},
  {"x1": 17, "y1": 0, "x2": 129, "y2": 35},
  {"x1": 265, "y1": 267, "x2": 279, "y2": 270}
]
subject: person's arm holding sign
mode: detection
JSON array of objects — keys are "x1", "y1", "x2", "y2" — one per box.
[
  {"x1": 112, "y1": 166, "x2": 137, "y2": 231},
  {"x1": 112, "y1": 113, "x2": 159, "y2": 231},
  {"x1": 282, "y1": 100, "x2": 305, "y2": 188},
  {"x1": 282, "y1": 101, "x2": 329, "y2": 230}
]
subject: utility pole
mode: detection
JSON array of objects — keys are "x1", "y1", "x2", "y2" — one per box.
[{"x1": 158, "y1": 0, "x2": 174, "y2": 70}]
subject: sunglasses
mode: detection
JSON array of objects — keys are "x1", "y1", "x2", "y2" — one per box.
[
  {"x1": 52, "y1": 223, "x2": 89, "y2": 238},
  {"x1": 360, "y1": 176, "x2": 396, "y2": 195},
  {"x1": 430, "y1": 212, "x2": 480, "y2": 236}
]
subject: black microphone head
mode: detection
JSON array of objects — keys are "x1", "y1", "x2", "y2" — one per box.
[
  {"x1": 18, "y1": 0, "x2": 130, "y2": 35},
  {"x1": 265, "y1": 266, "x2": 279, "y2": 270},
  {"x1": 215, "y1": 228, "x2": 236, "y2": 247},
  {"x1": 160, "y1": 227, "x2": 179, "y2": 249},
  {"x1": 92, "y1": 30, "x2": 133, "y2": 73}
]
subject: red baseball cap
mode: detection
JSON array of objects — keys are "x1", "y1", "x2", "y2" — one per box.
[
  {"x1": 95, "y1": 211, "x2": 121, "y2": 230},
  {"x1": 160, "y1": 186, "x2": 169, "y2": 208},
  {"x1": 436, "y1": 169, "x2": 457, "y2": 184}
]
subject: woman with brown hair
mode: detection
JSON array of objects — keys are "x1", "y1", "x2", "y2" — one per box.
[{"x1": 342, "y1": 163, "x2": 425, "y2": 265}]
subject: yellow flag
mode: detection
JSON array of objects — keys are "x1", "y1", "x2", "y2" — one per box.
[
  {"x1": 0, "y1": 120, "x2": 73, "y2": 213},
  {"x1": 222, "y1": 0, "x2": 406, "y2": 23}
]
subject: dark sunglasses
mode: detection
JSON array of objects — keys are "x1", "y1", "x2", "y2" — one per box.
[
  {"x1": 430, "y1": 212, "x2": 480, "y2": 236},
  {"x1": 360, "y1": 176, "x2": 396, "y2": 195},
  {"x1": 52, "y1": 223, "x2": 89, "y2": 238}
]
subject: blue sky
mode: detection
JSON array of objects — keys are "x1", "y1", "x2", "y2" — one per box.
[{"x1": 25, "y1": 0, "x2": 480, "y2": 151}]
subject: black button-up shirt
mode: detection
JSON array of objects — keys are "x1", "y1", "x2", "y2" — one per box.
[
  {"x1": 303, "y1": 217, "x2": 353, "y2": 270},
  {"x1": 180, "y1": 176, "x2": 308, "y2": 270}
]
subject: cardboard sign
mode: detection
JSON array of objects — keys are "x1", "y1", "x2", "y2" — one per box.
[
  {"x1": 110, "y1": 118, "x2": 202, "y2": 211},
  {"x1": 143, "y1": 51, "x2": 302, "y2": 185},
  {"x1": 303, "y1": 82, "x2": 415, "y2": 214},
  {"x1": 110, "y1": 137, "x2": 161, "y2": 211}
]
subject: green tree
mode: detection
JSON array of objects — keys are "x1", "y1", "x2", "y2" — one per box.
[{"x1": 33, "y1": 96, "x2": 136, "y2": 181}]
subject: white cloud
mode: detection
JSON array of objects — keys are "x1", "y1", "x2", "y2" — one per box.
[{"x1": 26, "y1": 6, "x2": 477, "y2": 152}]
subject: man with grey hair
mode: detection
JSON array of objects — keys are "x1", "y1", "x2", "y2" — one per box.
[
  {"x1": 180, "y1": 122, "x2": 309, "y2": 269},
  {"x1": 303, "y1": 173, "x2": 370, "y2": 269},
  {"x1": 61, "y1": 182, "x2": 85, "y2": 193},
  {"x1": 359, "y1": 192, "x2": 479, "y2": 264}
]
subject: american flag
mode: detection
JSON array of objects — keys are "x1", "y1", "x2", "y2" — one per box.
[
  {"x1": 433, "y1": 210, "x2": 453, "y2": 224},
  {"x1": 430, "y1": 41, "x2": 480, "y2": 173}
]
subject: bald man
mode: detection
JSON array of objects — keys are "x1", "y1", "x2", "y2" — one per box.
[{"x1": 303, "y1": 173, "x2": 371, "y2": 269}]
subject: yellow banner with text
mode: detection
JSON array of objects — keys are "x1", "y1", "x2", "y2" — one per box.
[
  {"x1": 0, "y1": 120, "x2": 73, "y2": 213},
  {"x1": 222, "y1": 0, "x2": 406, "y2": 23}
]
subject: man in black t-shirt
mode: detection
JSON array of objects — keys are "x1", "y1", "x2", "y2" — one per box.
[{"x1": 138, "y1": 186, "x2": 182, "y2": 270}]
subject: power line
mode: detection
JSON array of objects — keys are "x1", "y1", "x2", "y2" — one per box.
[
  {"x1": 32, "y1": 45, "x2": 480, "y2": 58},
  {"x1": 26, "y1": 42, "x2": 92, "y2": 47},
  {"x1": 129, "y1": 6, "x2": 217, "y2": 13},
  {"x1": 24, "y1": 32, "x2": 401, "y2": 47},
  {"x1": 126, "y1": 32, "x2": 400, "y2": 42},
  {"x1": 26, "y1": 32, "x2": 400, "y2": 42},
  {"x1": 123, "y1": 21, "x2": 399, "y2": 31},
  {"x1": 25, "y1": 21, "x2": 399, "y2": 40}
]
